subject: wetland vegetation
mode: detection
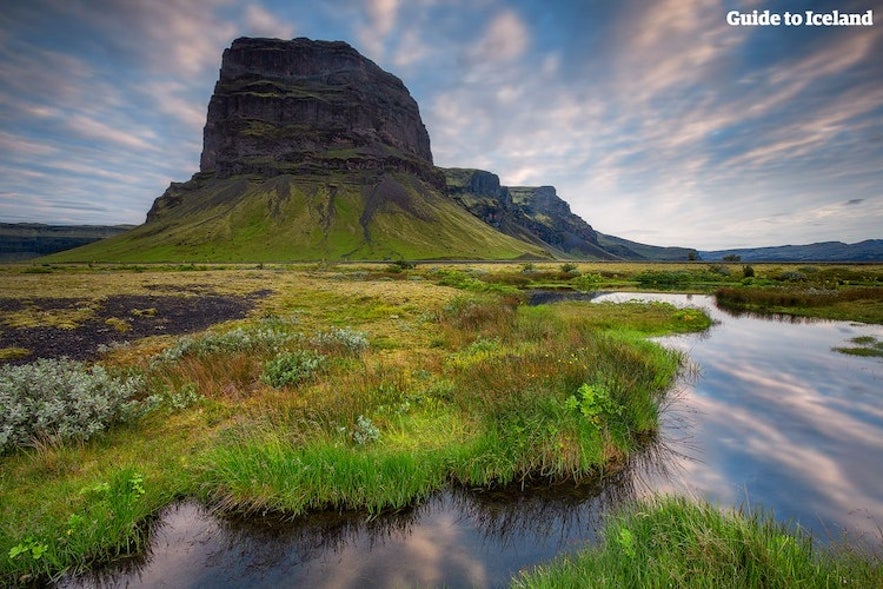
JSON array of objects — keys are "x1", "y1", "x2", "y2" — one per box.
[{"x1": 1, "y1": 261, "x2": 881, "y2": 586}]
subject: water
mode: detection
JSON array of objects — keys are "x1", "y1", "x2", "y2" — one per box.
[
  {"x1": 63, "y1": 293, "x2": 883, "y2": 587},
  {"x1": 594, "y1": 292, "x2": 883, "y2": 544}
]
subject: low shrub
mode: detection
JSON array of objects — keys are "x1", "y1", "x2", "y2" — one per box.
[
  {"x1": 309, "y1": 327, "x2": 369, "y2": 354},
  {"x1": 635, "y1": 270, "x2": 692, "y2": 287},
  {"x1": 157, "y1": 320, "x2": 300, "y2": 362},
  {"x1": 261, "y1": 350, "x2": 326, "y2": 388},
  {"x1": 571, "y1": 273, "x2": 603, "y2": 291},
  {"x1": 0, "y1": 359, "x2": 144, "y2": 453}
]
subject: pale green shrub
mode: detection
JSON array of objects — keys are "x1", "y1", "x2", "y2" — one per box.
[
  {"x1": 352, "y1": 415, "x2": 380, "y2": 445},
  {"x1": 158, "y1": 322, "x2": 300, "y2": 362},
  {"x1": 309, "y1": 327, "x2": 369, "y2": 354},
  {"x1": 261, "y1": 350, "x2": 326, "y2": 388},
  {"x1": 0, "y1": 359, "x2": 144, "y2": 453}
]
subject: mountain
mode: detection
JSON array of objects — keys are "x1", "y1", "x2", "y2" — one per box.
[
  {"x1": 47, "y1": 38, "x2": 548, "y2": 263},
  {"x1": 0, "y1": 223, "x2": 132, "y2": 262},
  {"x1": 701, "y1": 240, "x2": 883, "y2": 262},
  {"x1": 443, "y1": 168, "x2": 697, "y2": 261},
  {"x1": 594, "y1": 232, "x2": 699, "y2": 262}
]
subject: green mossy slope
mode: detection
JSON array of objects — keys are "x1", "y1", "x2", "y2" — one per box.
[{"x1": 46, "y1": 172, "x2": 550, "y2": 263}]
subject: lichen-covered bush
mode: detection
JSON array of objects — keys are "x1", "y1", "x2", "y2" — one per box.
[
  {"x1": 0, "y1": 358, "x2": 144, "y2": 453},
  {"x1": 309, "y1": 327, "x2": 369, "y2": 354},
  {"x1": 261, "y1": 350, "x2": 326, "y2": 388},
  {"x1": 157, "y1": 322, "x2": 300, "y2": 362}
]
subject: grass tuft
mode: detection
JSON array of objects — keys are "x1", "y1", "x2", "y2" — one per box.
[{"x1": 514, "y1": 497, "x2": 883, "y2": 588}]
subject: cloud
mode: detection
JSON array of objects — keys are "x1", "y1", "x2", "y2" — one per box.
[
  {"x1": 356, "y1": 0, "x2": 402, "y2": 60},
  {"x1": 66, "y1": 114, "x2": 158, "y2": 152},
  {"x1": 243, "y1": 4, "x2": 296, "y2": 39},
  {"x1": 0, "y1": 132, "x2": 57, "y2": 157},
  {"x1": 466, "y1": 9, "x2": 529, "y2": 64}
]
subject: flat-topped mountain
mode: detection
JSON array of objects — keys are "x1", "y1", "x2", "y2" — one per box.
[
  {"x1": 200, "y1": 37, "x2": 434, "y2": 180},
  {"x1": 51, "y1": 38, "x2": 544, "y2": 262},
  {"x1": 45, "y1": 37, "x2": 694, "y2": 263}
]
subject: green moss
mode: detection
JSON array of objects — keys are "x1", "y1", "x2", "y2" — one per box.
[{"x1": 43, "y1": 174, "x2": 546, "y2": 263}]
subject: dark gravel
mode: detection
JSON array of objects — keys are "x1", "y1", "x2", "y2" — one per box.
[{"x1": 0, "y1": 291, "x2": 270, "y2": 365}]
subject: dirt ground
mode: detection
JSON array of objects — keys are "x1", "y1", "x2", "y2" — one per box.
[{"x1": 0, "y1": 290, "x2": 269, "y2": 365}]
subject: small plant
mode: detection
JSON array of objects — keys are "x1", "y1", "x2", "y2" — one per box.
[
  {"x1": 616, "y1": 527, "x2": 636, "y2": 559},
  {"x1": 0, "y1": 358, "x2": 144, "y2": 453},
  {"x1": 560, "y1": 262, "x2": 579, "y2": 275},
  {"x1": 157, "y1": 382, "x2": 203, "y2": 411},
  {"x1": 351, "y1": 415, "x2": 380, "y2": 445},
  {"x1": 261, "y1": 350, "x2": 325, "y2": 388},
  {"x1": 309, "y1": 327, "x2": 369, "y2": 354},
  {"x1": 8, "y1": 538, "x2": 48, "y2": 561},
  {"x1": 565, "y1": 383, "x2": 622, "y2": 426},
  {"x1": 742, "y1": 264, "x2": 755, "y2": 278}
]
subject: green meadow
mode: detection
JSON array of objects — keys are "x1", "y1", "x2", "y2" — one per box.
[{"x1": 1, "y1": 261, "x2": 880, "y2": 585}]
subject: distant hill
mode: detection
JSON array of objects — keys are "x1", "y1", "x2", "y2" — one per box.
[
  {"x1": 444, "y1": 168, "x2": 697, "y2": 261},
  {"x1": 0, "y1": 223, "x2": 133, "y2": 262},
  {"x1": 701, "y1": 240, "x2": 883, "y2": 262}
]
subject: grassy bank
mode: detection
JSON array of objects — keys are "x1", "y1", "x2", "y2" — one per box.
[
  {"x1": 0, "y1": 265, "x2": 709, "y2": 584},
  {"x1": 3, "y1": 262, "x2": 881, "y2": 585},
  {"x1": 514, "y1": 497, "x2": 882, "y2": 588},
  {"x1": 715, "y1": 285, "x2": 883, "y2": 324}
]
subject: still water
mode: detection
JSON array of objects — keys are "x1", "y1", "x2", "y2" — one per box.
[{"x1": 63, "y1": 293, "x2": 883, "y2": 588}]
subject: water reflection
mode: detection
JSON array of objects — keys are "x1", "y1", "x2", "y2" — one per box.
[
  {"x1": 62, "y1": 461, "x2": 655, "y2": 588},
  {"x1": 61, "y1": 291, "x2": 883, "y2": 587},
  {"x1": 591, "y1": 292, "x2": 883, "y2": 548}
]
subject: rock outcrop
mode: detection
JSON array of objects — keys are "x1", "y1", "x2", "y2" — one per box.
[
  {"x1": 200, "y1": 37, "x2": 435, "y2": 181},
  {"x1": 443, "y1": 168, "x2": 697, "y2": 261},
  {"x1": 444, "y1": 168, "x2": 616, "y2": 259}
]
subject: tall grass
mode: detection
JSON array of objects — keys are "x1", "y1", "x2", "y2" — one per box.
[
  {"x1": 197, "y1": 296, "x2": 688, "y2": 515},
  {"x1": 514, "y1": 497, "x2": 882, "y2": 588},
  {"x1": 0, "y1": 277, "x2": 706, "y2": 584},
  {"x1": 716, "y1": 286, "x2": 883, "y2": 323}
]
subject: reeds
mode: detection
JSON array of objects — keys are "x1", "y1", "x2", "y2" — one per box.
[{"x1": 514, "y1": 497, "x2": 882, "y2": 587}]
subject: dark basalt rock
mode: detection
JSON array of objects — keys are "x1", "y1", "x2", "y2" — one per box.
[
  {"x1": 444, "y1": 168, "x2": 616, "y2": 259},
  {"x1": 200, "y1": 37, "x2": 434, "y2": 179}
]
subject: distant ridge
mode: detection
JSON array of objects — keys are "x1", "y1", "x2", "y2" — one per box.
[
  {"x1": 0, "y1": 223, "x2": 132, "y2": 262},
  {"x1": 443, "y1": 168, "x2": 697, "y2": 261},
  {"x1": 701, "y1": 240, "x2": 883, "y2": 262}
]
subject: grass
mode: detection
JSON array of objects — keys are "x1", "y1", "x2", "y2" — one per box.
[
  {"x1": 0, "y1": 262, "x2": 880, "y2": 584},
  {"x1": 514, "y1": 497, "x2": 882, "y2": 588},
  {"x1": 716, "y1": 286, "x2": 883, "y2": 323},
  {"x1": 0, "y1": 265, "x2": 704, "y2": 583},
  {"x1": 833, "y1": 335, "x2": 883, "y2": 358}
]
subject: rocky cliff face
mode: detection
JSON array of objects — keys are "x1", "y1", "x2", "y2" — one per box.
[
  {"x1": 444, "y1": 168, "x2": 616, "y2": 259},
  {"x1": 200, "y1": 37, "x2": 434, "y2": 179}
]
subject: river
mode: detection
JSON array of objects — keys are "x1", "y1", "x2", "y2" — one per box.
[{"x1": 62, "y1": 293, "x2": 883, "y2": 588}]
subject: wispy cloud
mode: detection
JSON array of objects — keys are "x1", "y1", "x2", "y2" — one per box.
[
  {"x1": 0, "y1": 0, "x2": 879, "y2": 245},
  {"x1": 243, "y1": 4, "x2": 296, "y2": 39}
]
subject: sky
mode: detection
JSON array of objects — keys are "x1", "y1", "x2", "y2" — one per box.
[{"x1": 1, "y1": 0, "x2": 881, "y2": 250}]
